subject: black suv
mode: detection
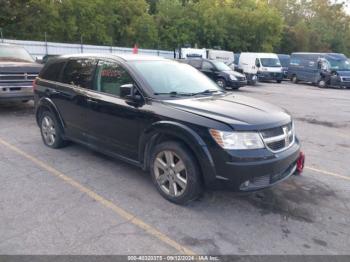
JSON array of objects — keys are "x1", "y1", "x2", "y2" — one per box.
[
  {"x1": 181, "y1": 58, "x2": 247, "y2": 89},
  {"x1": 34, "y1": 54, "x2": 301, "y2": 204}
]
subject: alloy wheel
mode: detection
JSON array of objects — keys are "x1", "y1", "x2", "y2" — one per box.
[
  {"x1": 216, "y1": 80, "x2": 225, "y2": 88},
  {"x1": 41, "y1": 116, "x2": 56, "y2": 146},
  {"x1": 153, "y1": 150, "x2": 188, "y2": 197}
]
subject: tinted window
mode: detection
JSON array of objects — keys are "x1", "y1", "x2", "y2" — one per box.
[
  {"x1": 40, "y1": 60, "x2": 65, "y2": 81},
  {"x1": 202, "y1": 61, "x2": 214, "y2": 70},
  {"x1": 94, "y1": 60, "x2": 133, "y2": 96},
  {"x1": 62, "y1": 59, "x2": 97, "y2": 89},
  {"x1": 188, "y1": 59, "x2": 202, "y2": 69}
]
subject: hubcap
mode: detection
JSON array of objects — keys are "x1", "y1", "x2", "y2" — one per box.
[
  {"x1": 319, "y1": 80, "x2": 326, "y2": 88},
  {"x1": 154, "y1": 151, "x2": 187, "y2": 197},
  {"x1": 41, "y1": 116, "x2": 56, "y2": 146},
  {"x1": 217, "y1": 80, "x2": 224, "y2": 88}
]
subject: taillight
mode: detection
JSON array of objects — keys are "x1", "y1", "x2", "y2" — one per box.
[{"x1": 32, "y1": 78, "x2": 38, "y2": 92}]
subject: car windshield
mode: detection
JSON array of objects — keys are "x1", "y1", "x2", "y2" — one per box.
[
  {"x1": 327, "y1": 58, "x2": 350, "y2": 71},
  {"x1": 260, "y1": 58, "x2": 281, "y2": 67},
  {"x1": 0, "y1": 45, "x2": 34, "y2": 62},
  {"x1": 211, "y1": 60, "x2": 232, "y2": 71},
  {"x1": 130, "y1": 60, "x2": 222, "y2": 96}
]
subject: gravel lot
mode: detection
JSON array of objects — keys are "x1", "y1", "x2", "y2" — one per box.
[{"x1": 0, "y1": 81, "x2": 349, "y2": 255}]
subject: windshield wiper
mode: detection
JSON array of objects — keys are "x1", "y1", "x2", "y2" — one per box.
[
  {"x1": 192, "y1": 89, "x2": 224, "y2": 96},
  {"x1": 154, "y1": 91, "x2": 193, "y2": 97}
]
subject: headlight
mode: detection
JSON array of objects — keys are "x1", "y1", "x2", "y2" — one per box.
[
  {"x1": 229, "y1": 75, "x2": 237, "y2": 81},
  {"x1": 209, "y1": 129, "x2": 265, "y2": 150}
]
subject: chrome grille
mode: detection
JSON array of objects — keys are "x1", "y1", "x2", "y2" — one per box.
[
  {"x1": 260, "y1": 122, "x2": 294, "y2": 152},
  {"x1": 0, "y1": 73, "x2": 38, "y2": 83}
]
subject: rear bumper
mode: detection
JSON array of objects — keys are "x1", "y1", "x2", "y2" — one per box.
[
  {"x1": 0, "y1": 84, "x2": 33, "y2": 101},
  {"x1": 206, "y1": 138, "x2": 301, "y2": 191}
]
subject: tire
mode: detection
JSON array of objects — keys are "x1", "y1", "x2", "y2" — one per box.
[
  {"x1": 291, "y1": 75, "x2": 298, "y2": 84},
  {"x1": 22, "y1": 100, "x2": 29, "y2": 103},
  {"x1": 318, "y1": 79, "x2": 327, "y2": 88},
  {"x1": 277, "y1": 80, "x2": 282, "y2": 83},
  {"x1": 39, "y1": 110, "x2": 67, "y2": 149},
  {"x1": 216, "y1": 78, "x2": 226, "y2": 89},
  {"x1": 150, "y1": 141, "x2": 203, "y2": 205}
]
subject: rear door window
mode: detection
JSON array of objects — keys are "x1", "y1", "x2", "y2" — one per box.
[
  {"x1": 202, "y1": 61, "x2": 214, "y2": 70},
  {"x1": 93, "y1": 60, "x2": 133, "y2": 97},
  {"x1": 188, "y1": 59, "x2": 202, "y2": 69},
  {"x1": 62, "y1": 58, "x2": 97, "y2": 89}
]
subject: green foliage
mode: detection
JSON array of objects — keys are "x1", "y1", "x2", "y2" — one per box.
[{"x1": 0, "y1": 0, "x2": 349, "y2": 55}]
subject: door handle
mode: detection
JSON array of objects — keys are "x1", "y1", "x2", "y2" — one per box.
[
  {"x1": 86, "y1": 98, "x2": 98, "y2": 104},
  {"x1": 45, "y1": 89, "x2": 60, "y2": 95}
]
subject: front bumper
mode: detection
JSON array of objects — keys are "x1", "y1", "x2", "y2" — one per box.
[
  {"x1": 228, "y1": 79, "x2": 247, "y2": 88},
  {"x1": 0, "y1": 84, "x2": 33, "y2": 101},
  {"x1": 207, "y1": 138, "x2": 301, "y2": 191},
  {"x1": 257, "y1": 71, "x2": 283, "y2": 81}
]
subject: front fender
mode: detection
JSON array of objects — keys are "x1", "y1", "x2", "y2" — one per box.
[{"x1": 139, "y1": 121, "x2": 217, "y2": 186}]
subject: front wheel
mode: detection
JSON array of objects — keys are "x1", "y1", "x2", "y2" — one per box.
[
  {"x1": 216, "y1": 78, "x2": 226, "y2": 89},
  {"x1": 318, "y1": 79, "x2": 327, "y2": 88},
  {"x1": 291, "y1": 75, "x2": 298, "y2": 84},
  {"x1": 150, "y1": 141, "x2": 202, "y2": 205}
]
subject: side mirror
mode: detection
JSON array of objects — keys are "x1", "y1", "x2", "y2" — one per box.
[{"x1": 120, "y1": 84, "x2": 143, "y2": 104}]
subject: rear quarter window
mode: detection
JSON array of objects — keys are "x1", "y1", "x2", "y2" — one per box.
[{"x1": 39, "y1": 60, "x2": 66, "y2": 82}]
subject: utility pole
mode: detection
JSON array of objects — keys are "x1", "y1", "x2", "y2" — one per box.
[
  {"x1": 80, "y1": 35, "x2": 83, "y2": 53},
  {"x1": 0, "y1": 28, "x2": 4, "y2": 43},
  {"x1": 45, "y1": 32, "x2": 48, "y2": 55}
]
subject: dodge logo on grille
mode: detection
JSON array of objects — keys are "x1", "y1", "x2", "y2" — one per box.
[{"x1": 283, "y1": 126, "x2": 290, "y2": 146}]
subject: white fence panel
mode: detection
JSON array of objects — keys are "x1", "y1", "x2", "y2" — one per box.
[{"x1": 2, "y1": 39, "x2": 176, "y2": 59}]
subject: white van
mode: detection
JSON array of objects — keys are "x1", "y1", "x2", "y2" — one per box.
[
  {"x1": 207, "y1": 50, "x2": 234, "y2": 65},
  {"x1": 239, "y1": 53, "x2": 283, "y2": 83},
  {"x1": 179, "y1": 48, "x2": 207, "y2": 59}
]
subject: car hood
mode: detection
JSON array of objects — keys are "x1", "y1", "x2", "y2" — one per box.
[
  {"x1": 162, "y1": 93, "x2": 291, "y2": 131},
  {"x1": 222, "y1": 70, "x2": 245, "y2": 78},
  {"x1": 0, "y1": 61, "x2": 43, "y2": 73}
]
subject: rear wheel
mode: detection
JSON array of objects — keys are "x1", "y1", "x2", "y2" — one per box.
[
  {"x1": 150, "y1": 141, "x2": 202, "y2": 205},
  {"x1": 39, "y1": 111, "x2": 66, "y2": 149},
  {"x1": 291, "y1": 75, "x2": 298, "y2": 84}
]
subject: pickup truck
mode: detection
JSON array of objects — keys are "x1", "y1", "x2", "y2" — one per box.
[{"x1": 0, "y1": 44, "x2": 43, "y2": 102}]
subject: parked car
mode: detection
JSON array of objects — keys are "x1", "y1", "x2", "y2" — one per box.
[
  {"x1": 0, "y1": 44, "x2": 43, "y2": 102},
  {"x1": 34, "y1": 54, "x2": 301, "y2": 204},
  {"x1": 277, "y1": 54, "x2": 290, "y2": 79},
  {"x1": 181, "y1": 58, "x2": 247, "y2": 89},
  {"x1": 288, "y1": 52, "x2": 350, "y2": 88},
  {"x1": 239, "y1": 52, "x2": 283, "y2": 84}
]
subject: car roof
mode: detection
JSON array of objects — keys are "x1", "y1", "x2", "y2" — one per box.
[{"x1": 59, "y1": 53, "x2": 166, "y2": 62}]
